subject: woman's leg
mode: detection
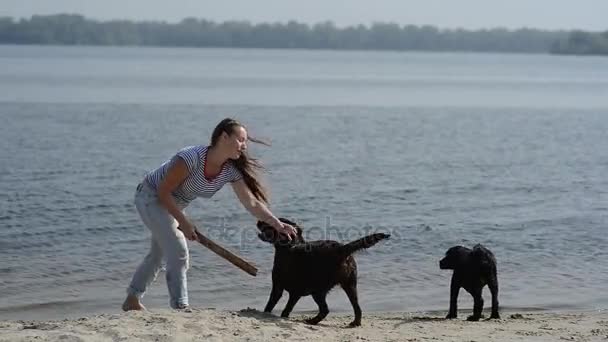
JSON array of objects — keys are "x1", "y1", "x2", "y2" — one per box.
[
  {"x1": 125, "y1": 239, "x2": 163, "y2": 299},
  {"x1": 123, "y1": 190, "x2": 165, "y2": 310},
  {"x1": 135, "y1": 192, "x2": 190, "y2": 309}
]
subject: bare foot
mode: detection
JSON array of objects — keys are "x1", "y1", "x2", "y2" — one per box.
[{"x1": 122, "y1": 295, "x2": 146, "y2": 311}]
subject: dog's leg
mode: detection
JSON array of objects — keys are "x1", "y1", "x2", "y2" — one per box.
[
  {"x1": 467, "y1": 288, "x2": 484, "y2": 321},
  {"x1": 305, "y1": 292, "x2": 329, "y2": 325},
  {"x1": 264, "y1": 285, "x2": 283, "y2": 313},
  {"x1": 446, "y1": 275, "x2": 460, "y2": 319},
  {"x1": 488, "y1": 278, "x2": 500, "y2": 319},
  {"x1": 280, "y1": 293, "x2": 301, "y2": 318},
  {"x1": 341, "y1": 282, "x2": 362, "y2": 327}
]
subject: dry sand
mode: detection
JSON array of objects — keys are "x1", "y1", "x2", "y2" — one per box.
[{"x1": 1, "y1": 308, "x2": 607, "y2": 341}]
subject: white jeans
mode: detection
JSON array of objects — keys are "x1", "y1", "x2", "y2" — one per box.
[{"x1": 126, "y1": 181, "x2": 190, "y2": 309}]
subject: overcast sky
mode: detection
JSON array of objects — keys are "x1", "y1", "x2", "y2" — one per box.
[{"x1": 1, "y1": 0, "x2": 606, "y2": 31}]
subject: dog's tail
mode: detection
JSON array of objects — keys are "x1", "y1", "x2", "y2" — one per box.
[{"x1": 340, "y1": 233, "x2": 390, "y2": 256}]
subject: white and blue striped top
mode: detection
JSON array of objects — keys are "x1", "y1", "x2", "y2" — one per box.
[{"x1": 145, "y1": 145, "x2": 243, "y2": 208}]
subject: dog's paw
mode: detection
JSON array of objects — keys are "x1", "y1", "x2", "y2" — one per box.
[
  {"x1": 445, "y1": 313, "x2": 457, "y2": 319},
  {"x1": 489, "y1": 313, "x2": 501, "y2": 320},
  {"x1": 304, "y1": 318, "x2": 320, "y2": 325},
  {"x1": 347, "y1": 321, "x2": 361, "y2": 328},
  {"x1": 466, "y1": 315, "x2": 482, "y2": 322}
]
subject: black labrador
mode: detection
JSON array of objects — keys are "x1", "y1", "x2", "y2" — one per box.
[
  {"x1": 439, "y1": 244, "x2": 500, "y2": 321},
  {"x1": 257, "y1": 218, "x2": 390, "y2": 327}
]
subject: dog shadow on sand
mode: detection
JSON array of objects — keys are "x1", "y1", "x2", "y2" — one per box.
[
  {"x1": 381, "y1": 315, "x2": 445, "y2": 329},
  {"x1": 237, "y1": 308, "x2": 302, "y2": 330},
  {"x1": 386, "y1": 312, "x2": 521, "y2": 330},
  {"x1": 237, "y1": 307, "x2": 361, "y2": 329}
]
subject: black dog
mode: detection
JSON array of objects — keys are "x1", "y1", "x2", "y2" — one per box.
[
  {"x1": 439, "y1": 244, "x2": 500, "y2": 321},
  {"x1": 257, "y1": 218, "x2": 390, "y2": 327}
]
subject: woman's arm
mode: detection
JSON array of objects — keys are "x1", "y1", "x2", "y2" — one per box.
[
  {"x1": 156, "y1": 157, "x2": 197, "y2": 240},
  {"x1": 230, "y1": 179, "x2": 297, "y2": 239}
]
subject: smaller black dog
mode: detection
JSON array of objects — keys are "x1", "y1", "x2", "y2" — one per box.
[
  {"x1": 257, "y1": 218, "x2": 390, "y2": 327},
  {"x1": 439, "y1": 244, "x2": 500, "y2": 321}
]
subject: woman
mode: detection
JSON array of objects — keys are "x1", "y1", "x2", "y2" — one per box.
[{"x1": 122, "y1": 118, "x2": 297, "y2": 311}]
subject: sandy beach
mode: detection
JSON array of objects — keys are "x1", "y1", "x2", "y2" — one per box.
[{"x1": 1, "y1": 308, "x2": 606, "y2": 342}]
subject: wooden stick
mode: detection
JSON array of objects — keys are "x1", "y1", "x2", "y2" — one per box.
[{"x1": 194, "y1": 229, "x2": 258, "y2": 277}]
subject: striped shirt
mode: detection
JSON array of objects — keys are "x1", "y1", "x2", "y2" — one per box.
[{"x1": 145, "y1": 145, "x2": 243, "y2": 208}]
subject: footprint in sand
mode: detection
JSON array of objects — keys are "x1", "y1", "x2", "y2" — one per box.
[
  {"x1": 56, "y1": 334, "x2": 85, "y2": 342},
  {"x1": 145, "y1": 316, "x2": 170, "y2": 324}
]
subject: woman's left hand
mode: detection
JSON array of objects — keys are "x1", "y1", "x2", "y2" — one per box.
[{"x1": 278, "y1": 222, "x2": 298, "y2": 240}]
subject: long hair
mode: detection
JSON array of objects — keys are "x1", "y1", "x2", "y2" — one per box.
[{"x1": 210, "y1": 118, "x2": 270, "y2": 203}]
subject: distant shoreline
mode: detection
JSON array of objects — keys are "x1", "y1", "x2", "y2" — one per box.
[
  {"x1": 0, "y1": 42, "x2": 604, "y2": 57},
  {"x1": 0, "y1": 42, "x2": 548, "y2": 55},
  {"x1": 0, "y1": 14, "x2": 605, "y2": 56}
]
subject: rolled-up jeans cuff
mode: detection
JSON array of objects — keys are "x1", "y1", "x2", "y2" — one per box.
[
  {"x1": 127, "y1": 286, "x2": 145, "y2": 299},
  {"x1": 170, "y1": 300, "x2": 189, "y2": 309}
]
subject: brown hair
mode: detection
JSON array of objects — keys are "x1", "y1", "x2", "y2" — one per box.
[{"x1": 210, "y1": 118, "x2": 270, "y2": 203}]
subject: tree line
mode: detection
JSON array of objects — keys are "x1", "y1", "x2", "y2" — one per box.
[
  {"x1": 0, "y1": 14, "x2": 606, "y2": 55},
  {"x1": 551, "y1": 31, "x2": 608, "y2": 55}
]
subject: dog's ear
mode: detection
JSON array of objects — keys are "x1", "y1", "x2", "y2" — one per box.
[
  {"x1": 471, "y1": 244, "x2": 494, "y2": 269},
  {"x1": 257, "y1": 220, "x2": 278, "y2": 244},
  {"x1": 441, "y1": 245, "x2": 470, "y2": 269},
  {"x1": 278, "y1": 217, "x2": 305, "y2": 242},
  {"x1": 257, "y1": 225, "x2": 279, "y2": 244},
  {"x1": 257, "y1": 219, "x2": 301, "y2": 245},
  {"x1": 471, "y1": 244, "x2": 484, "y2": 258},
  {"x1": 293, "y1": 226, "x2": 304, "y2": 243},
  {"x1": 278, "y1": 217, "x2": 297, "y2": 227}
]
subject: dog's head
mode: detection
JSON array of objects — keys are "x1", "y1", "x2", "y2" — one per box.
[
  {"x1": 439, "y1": 245, "x2": 471, "y2": 270},
  {"x1": 257, "y1": 217, "x2": 304, "y2": 247}
]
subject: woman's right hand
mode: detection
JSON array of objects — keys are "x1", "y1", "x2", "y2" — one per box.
[
  {"x1": 277, "y1": 222, "x2": 298, "y2": 241},
  {"x1": 178, "y1": 220, "x2": 198, "y2": 241}
]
